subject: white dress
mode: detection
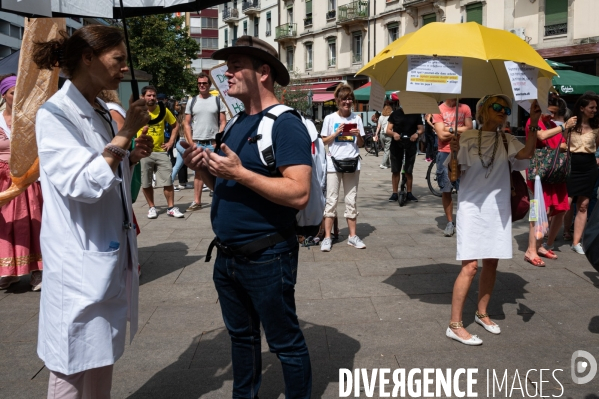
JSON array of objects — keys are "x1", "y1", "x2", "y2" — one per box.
[
  {"x1": 36, "y1": 81, "x2": 139, "y2": 375},
  {"x1": 456, "y1": 130, "x2": 529, "y2": 260}
]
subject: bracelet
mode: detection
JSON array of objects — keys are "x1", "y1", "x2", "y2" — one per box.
[
  {"x1": 529, "y1": 126, "x2": 540, "y2": 133},
  {"x1": 560, "y1": 124, "x2": 565, "y2": 133},
  {"x1": 105, "y1": 144, "x2": 127, "y2": 161}
]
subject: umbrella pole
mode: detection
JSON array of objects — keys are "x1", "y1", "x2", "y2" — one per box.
[
  {"x1": 449, "y1": 97, "x2": 459, "y2": 182},
  {"x1": 119, "y1": 0, "x2": 139, "y2": 102}
]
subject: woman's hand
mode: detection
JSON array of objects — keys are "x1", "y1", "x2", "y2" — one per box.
[
  {"x1": 336, "y1": 123, "x2": 345, "y2": 136},
  {"x1": 529, "y1": 100, "x2": 542, "y2": 125},
  {"x1": 565, "y1": 116, "x2": 577, "y2": 130},
  {"x1": 120, "y1": 99, "x2": 150, "y2": 140},
  {"x1": 349, "y1": 128, "x2": 360, "y2": 137},
  {"x1": 129, "y1": 127, "x2": 153, "y2": 164}
]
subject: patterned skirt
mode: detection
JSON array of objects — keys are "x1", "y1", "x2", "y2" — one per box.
[{"x1": 0, "y1": 161, "x2": 43, "y2": 276}]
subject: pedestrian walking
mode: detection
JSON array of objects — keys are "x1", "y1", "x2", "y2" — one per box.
[
  {"x1": 320, "y1": 83, "x2": 366, "y2": 252},
  {"x1": 424, "y1": 113, "x2": 436, "y2": 162},
  {"x1": 433, "y1": 99, "x2": 473, "y2": 236},
  {"x1": 564, "y1": 94, "x2": 599, "y2": 254},
  {"x1": 446, "y1": 95, "x2": 539, "y2": 346},
  {"x1": 184, "y1": 73, "x2": 226, "y2": 211},
  {"x1": 171, "y1": 100, "x2": 190, "y2": 190},
  {"x1": 376, "y1": 105, "x2": 392, "y2": 169},
  {"x1": 183, "y1": 36, "x2": 312, "y2": 398},
  {"x1": 0, "y1": 74, "x2": 43, "y2": 291},
  {"x1": 138, "y1": 85, "x2": 184, "y2": 218},
  {"x1": 385, "y1": 107, "x2": 423, "y2": 203},
  {"x1": 33, "y1": 24, "x2": 153, "y2": 396}
]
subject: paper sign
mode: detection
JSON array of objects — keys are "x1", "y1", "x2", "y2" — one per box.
[
  {"x1": 407, "y1": 56, "x2": 462, "y2": 94},
  {"x1": 396, "y1": 92, "x2": 441, "y2": 115},
  {"x1": 505, "y1": 61, "x2": 538, "y2": 101},
  {"x1": 209, "y1": 63, "x2": 245, "y2": 117},
  {"x1": 368, "y1": 79, "x2": 386, "y2": 112},
  {"x1": 517, "y1": 77, "x2": 552, "y2": 115}
]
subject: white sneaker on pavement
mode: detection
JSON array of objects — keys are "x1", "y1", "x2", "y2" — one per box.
[
  {"x1": 147, "y1": 207, "x2": 157, "y2": 219},
  {"x1": 321, "y1": 237, "x2": 332, "y2": 252},
  {"x1": 202, "y1": 184, "x2": 210, "y2": 192},
  {"x1": 167, "y1": 207, "x2": 185, "y2": 218},
  {"x1": 571, "y1": 243, "x2": 585, "y2": 255},
  {"x1": 348, "y1": 235, "x2": 366, "y2": 249},
  {"x1": 444, "y1": 222, "x2": 455, "y2": 237},
  {"x1": 30, "y1": 271, "x2": 42, "y2": 291}
]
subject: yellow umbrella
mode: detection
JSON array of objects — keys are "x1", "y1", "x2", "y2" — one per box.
[{"x1": 357, "y1": 22, "x2": 557, "y2": 101}]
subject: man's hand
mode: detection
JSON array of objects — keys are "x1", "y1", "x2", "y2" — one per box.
[
  {"x1": 181, "y1": 141, "x2": 207, "y2": 172},
  {"x1": 205, "y1": 143, "x2": 245, "y2": 181},
  {"x1": 129, "y1": 126, "x2": 153, "y2": 164},
  {"x1": 393, "y1": 132, "x2": 401, "y2": 141},
  {"x1": 410, "y1": 133, "x2": 419, "y2": 142}
]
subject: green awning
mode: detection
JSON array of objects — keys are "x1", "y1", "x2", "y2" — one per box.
[
  {"x1": 553, "y1": 69, "x2": 599, "y2": 95},
  {"x1": 545, "y1": 59, "x2": 573, "y2": 70},
  {"x1": 353, "y1": 82, "x2": 396, "y2": 102}
]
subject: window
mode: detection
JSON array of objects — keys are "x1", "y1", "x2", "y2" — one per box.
[
  {"x1": 233, "y1": 0, "x2": 237, "y2": 7},
  {"x1": 545, "y1": 0, "x2": 568, "y2": 36},
  {"x1": 306, "y1": 0, "x2": 312, "y2": 16},
  {"x1": 287, "y1": 6, "x2": 294, "y2": 23},
  {"x1": 233, "y1": 26, "x2": 238, "y2": 40},
  {"x1": 286, "y1": 47, "x2": 294, "y2": 70},
  {"x1": 388, "y1": 23, "x2": 398, "y2": 44},
  {"x1": 266, "y1": 11, "x2": 272, "y2": 36},
  {"x1": 243, "y1": 20, "x2": 248, "y2": 35},
  {"x1": 254, "y1": 17, "x2": 259, "y2": 37},
  {"x1": 201, "y1": 17, "x2": 218, "y2": 29},
  {"x1": 465, "y1": 3, "x2": 482, "y2": 25},
  {"x1": 305, "y1": 42, "x2": 313, "y2": 70},
  {"x1": 328, "y1": 38, "x2": 336, "y2": 67},
  {"x1": 422, "y1": 13, "x2": 436, "y2": 26},
  {"x1": 352, "y1": 33, "x2": 362, "y2": 63},
  {"x1": 199, "y1": 37, "x2": 218, "y2": 50},
  {"x1": 224, "y1": 28, "x2": 229, "y2": 46},
  {"x1": 328, "y1": 0, "x2": 336, "y2": 10}
]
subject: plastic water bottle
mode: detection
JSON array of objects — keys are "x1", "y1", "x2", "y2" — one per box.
[{"x1": 108, "y1": 241, "x2": 120, "y2": 251}]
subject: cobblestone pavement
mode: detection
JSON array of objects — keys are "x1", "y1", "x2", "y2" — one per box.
[{"x1": 1, "y1": 148, "x2": 598, "y2": 398}]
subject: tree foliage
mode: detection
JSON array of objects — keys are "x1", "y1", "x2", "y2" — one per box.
[
  {"x1": 126, "y1": 14, "x2": 199, "y2": 98},
  {"x1": 275, "y1": 70, "x2": 311, "y2": 116}
]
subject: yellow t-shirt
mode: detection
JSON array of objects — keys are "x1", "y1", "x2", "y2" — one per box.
[{"x1": 138, "y1": 105, "x2": 177, "y2": 152}]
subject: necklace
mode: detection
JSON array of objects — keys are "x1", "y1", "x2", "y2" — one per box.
[{"x1": 477, "y1": 128, "x2": 499, "y2": 178}]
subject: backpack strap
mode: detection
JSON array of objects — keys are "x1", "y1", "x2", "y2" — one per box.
[
  {"x1": 190, "y1": 95, "x2": 198, "y2": 120},
  {"x1": 256, "y1": 104, "x2": 301, "y2": 175}
]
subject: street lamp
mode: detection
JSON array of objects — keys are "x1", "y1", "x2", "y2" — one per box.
[{"x1": 307, "y1": 89, "x2": 313, "y2": 119}]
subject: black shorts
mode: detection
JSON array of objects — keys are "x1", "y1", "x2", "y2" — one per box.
[{"x1": 390, "y1": 139, "x2": 417, "y2": 174}]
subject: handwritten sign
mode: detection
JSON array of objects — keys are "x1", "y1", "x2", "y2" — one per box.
[
  {"x1": 368, "y1": 79, "x2": 386, "y2": 112},
  {"x1": 209, "y1": 63, "x2": 245, "y2": 117},
  {"x1": 407, "y1": 56, "x2": 462, "y2": 94},
  {"x1": 505, "y1": 61, "x2": 538, "y2": 102}
]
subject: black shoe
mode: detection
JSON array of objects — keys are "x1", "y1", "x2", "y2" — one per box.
[
  {"x1": 406, "y1": 192, "x2": 418, "y2": 202},
  {"x1": 388, "y1": 193, "x2": 399, "y2": 202}
]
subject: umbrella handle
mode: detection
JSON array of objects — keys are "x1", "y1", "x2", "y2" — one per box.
[{"x1": 449, "y1": 156, "x2": 459, "y2": 182}]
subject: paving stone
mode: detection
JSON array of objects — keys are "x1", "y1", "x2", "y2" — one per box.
[{"x1": 296, "y1": 298, "x2": 380, "y2": 325}]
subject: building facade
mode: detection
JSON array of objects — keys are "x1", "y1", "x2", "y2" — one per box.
[
  {"x1": 217, "y1": 0, "x2": 279, "y2": 54},
  {"x1": 187, "y1": 7, "x2": 221, "y2": 74},
  {"x1": 271, "y1": 0, "x2": 598, "y2": 116}
]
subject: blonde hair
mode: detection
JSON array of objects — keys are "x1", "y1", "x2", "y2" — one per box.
[
  {"x1": 333, "y1": 83, "x2": 355, "y2": 106},
  {"x1": 98, "y1": 90, "x2": 122, "y2": 106},
  {"x1": 382, "y1": 105, "x2": 393, "y2": 117},
  {"x1": 476, "y1": 96, "x2": 506, "y2": 127}
]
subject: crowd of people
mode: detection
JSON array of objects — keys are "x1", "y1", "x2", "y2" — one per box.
[{"x1": 0, "y1": 22, "x2": 597, "y2": 397}]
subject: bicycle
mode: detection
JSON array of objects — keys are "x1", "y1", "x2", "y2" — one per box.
[
  {"x1": 425, "y1": 150, "x2": 457, "y2": 197},
  {"x1": 363, "y1": 123, "x2": 384, "y2": 156}
]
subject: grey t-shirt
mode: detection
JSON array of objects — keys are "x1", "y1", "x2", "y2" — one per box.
[{"x1": 185, "y1": 95, "x2": 225, "y2": 141}]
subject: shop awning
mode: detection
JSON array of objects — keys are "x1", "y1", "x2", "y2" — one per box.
[
  {"x1": 288, "y1": 82, "x2": 340, "y2": 92},
  {"x1": 553, "y1": 69, "x2": 599, "y2": 95},
  {"x1": 313, "y1": 92, "x2": 336, "y2": 102},
  {"x1": 545, "y1": 59, "x2": 573, "y2": 70},
  {"x1": 353, "y1": 82, "x2": 397, "y2": 102}
]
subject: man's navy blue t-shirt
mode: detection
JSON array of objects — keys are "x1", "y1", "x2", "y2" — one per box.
[{"x1": 210, "y1": 105, "x2": 312, "y2": 253}]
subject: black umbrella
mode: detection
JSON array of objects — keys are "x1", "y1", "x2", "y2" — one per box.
[
  {"x1": 0, "y1": 0, "x2": 229, "y2": 99},
  {"x1": 0, "y1": 49, "x2": 19, "y2": 75}
]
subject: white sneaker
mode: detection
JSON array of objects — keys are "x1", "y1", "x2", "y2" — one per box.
[
  {"x1": 571, "y1": 243, "x2": 585, "y2": 255},
  {"x1": 444, "y1": 222, "x2": 455, "y2": 237},
  {"x1": 174, "y1": 184, "x2": 186, "y2": 191},
  {"x1": 30, "y1": 271, "x2": 42, "y2": 292},
  {"x1": 147, "y1": 207, "x2": 157, "y2": 219},
  {"x1": 348, "y1": 235, "x2": 366, "y2": 249},
  {"x1": 167, "y1": 207, "x2": 185, "y2": 218},
  {"x1": 321, "y1": 237, "x2": 332, "y2": 252},
  {"x1": 379, "y1": 164, "x2": 388, "y2": 169}
]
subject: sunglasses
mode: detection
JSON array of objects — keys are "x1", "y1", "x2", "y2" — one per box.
[
  {"x1": 490, "y1": 103, "x2": 511, "y2": 115},
  {"x1": 198, "y1": 82, "x2": 209, "y2": 86}
]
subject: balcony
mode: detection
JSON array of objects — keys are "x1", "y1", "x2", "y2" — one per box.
[
  {"x1": 545, "y1": 23, "x2": 567, "y2": 37},
  {"x1": 402, "y1": 0, "x2": 430, "y2": 5},
  {"x1": 326, "y1": 10, "x2": 336, "y2": 20},
  {"x1": 352, "y1": 53, "x2": 362, "y2": 64},
  {"x1": 222, "y1": 8, "x2": 240, "y2": 23},
  {"x1": 275, "y1": 23, "x2": 297, "y2": 42},
  {"x1": 337, "y1": 1, "x2": 368, "y2": 34},
  {"x1": 304, "y1": 16, "x2": 313, "y2": 28},
  {"x1": 242, "y1": 0, "x2": 261, "y2": 15}
]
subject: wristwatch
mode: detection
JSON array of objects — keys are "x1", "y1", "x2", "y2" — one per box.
[{"x1": 449, "y1": 127, "x2": 454, "y2": 134}]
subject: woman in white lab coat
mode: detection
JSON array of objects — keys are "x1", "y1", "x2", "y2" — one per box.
[{"x1": 33, "y1": 25, "x2": 152, "y2": 397}]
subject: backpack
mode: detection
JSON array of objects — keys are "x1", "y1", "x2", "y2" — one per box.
[{"x1": 221, "y1": 104, "x2": 327, "y2": 237}]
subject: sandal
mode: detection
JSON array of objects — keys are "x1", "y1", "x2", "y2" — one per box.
[
  {"x1": 524, "y1": 255, "x2": 546, "y2": 267},
  {"x1": 538, "y1": 249, "x2": 558, "y2": 260}
]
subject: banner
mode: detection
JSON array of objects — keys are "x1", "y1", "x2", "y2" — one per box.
[
  {"x1": 209, "y1": 63, "x2": 245, "y2": 117},
  {"x1": 406, "y1": 56, "x2": 462, "y2": 94}
]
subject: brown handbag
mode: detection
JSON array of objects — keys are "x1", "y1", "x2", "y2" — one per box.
[{"x1": 501, "y1": 133, "x2": 530, "y2": 222}]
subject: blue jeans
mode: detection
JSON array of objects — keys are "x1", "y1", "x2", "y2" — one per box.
[
  {"x1": 171, "y1": 140, "x2": 187, "y2": 182},
  {"x1": 213, "y1": 248, "x2": 312, "y2": 399}
]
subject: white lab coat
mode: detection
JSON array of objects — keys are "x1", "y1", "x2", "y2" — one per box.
[{"x1": 35, "y1": 80, "x2": 139, "y2": 375}]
